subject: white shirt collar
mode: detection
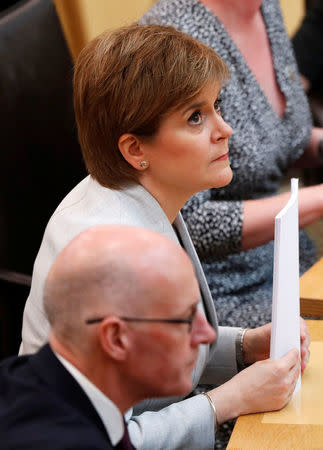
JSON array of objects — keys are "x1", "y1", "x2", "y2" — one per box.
[{"x1": 54, "y1": 351, "x2": 132, "y2": 446}]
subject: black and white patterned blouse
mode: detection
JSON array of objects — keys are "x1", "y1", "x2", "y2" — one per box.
[{"x1": 141, "y1": 0, "x2": 317, "y2": 328}]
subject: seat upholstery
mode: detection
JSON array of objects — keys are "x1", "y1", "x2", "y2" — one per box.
[{"x1": 0, "y1": 0, "x2": 86, "y2": 357}]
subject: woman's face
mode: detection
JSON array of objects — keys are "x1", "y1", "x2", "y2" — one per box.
[{"x1": 140, "y1": 82, "x2": 233, "y2": 198}]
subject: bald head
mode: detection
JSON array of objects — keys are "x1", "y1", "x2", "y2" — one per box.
[{"x1": 44, "y1": 225, "x2": 197, "y2": 350}]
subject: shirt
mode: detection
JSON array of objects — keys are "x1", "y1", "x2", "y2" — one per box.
[{"x1": 55, "y1": 351, "x2": 132, "y2": 446}]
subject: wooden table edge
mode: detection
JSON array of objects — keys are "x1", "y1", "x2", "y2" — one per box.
[{"x1": 227, "y1": 320, "x2": 323, "y2": 449}]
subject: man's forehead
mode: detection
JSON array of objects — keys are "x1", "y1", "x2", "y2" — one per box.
[{"x1": 149, "y1": 272, "x2": 199, "y2": 310}]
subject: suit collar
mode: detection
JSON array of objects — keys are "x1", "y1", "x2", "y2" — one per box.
[
  {"x1": 54, "y1": 351, "x2": 125, "y2": 446},
  {"x1": 29, "y1": 344, "x2": 111, "y2": 444}
]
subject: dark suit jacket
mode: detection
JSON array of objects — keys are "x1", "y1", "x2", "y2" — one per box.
[{"x1": 0, "y1": 344, "x2": 115, "y2": 449}]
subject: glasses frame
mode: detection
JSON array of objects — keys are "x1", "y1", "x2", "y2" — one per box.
[{"x1": 85, "y1": 308, "x2": 197, "y2": 332}]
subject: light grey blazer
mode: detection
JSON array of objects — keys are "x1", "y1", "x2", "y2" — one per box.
[{"x1": 20, "y1": 176, "x2": 240, "y2": 450}]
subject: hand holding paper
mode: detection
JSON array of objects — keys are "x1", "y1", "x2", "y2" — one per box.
[{"x1": 242, "y1": 319, "x2": 309, "y2": 372}]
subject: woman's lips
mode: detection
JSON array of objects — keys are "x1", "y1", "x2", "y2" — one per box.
[{"x1": 213, "y1": 152, "x2": 229, "y2": 162}]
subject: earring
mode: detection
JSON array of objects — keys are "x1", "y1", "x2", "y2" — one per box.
[{"x1": 140, "y1": 160, "x2": 149, "y2": 169}]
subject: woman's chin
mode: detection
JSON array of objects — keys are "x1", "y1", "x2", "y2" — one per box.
[{"x1": 211, "y1": 165, "x2": 233, "y2": 189}]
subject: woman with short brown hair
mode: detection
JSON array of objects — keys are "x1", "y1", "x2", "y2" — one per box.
[{"x1": 73, "y1": 24, "x2": 229, "y2": 189}]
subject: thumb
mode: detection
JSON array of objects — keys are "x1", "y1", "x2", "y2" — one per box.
[{"x1": 280, "y1": 348, "x2": 299, "y2": 368}]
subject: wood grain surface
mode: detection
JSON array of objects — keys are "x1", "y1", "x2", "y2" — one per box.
[
  {"x1": 227, "y1": 321, "x2": 323, "y2": 449},
  {"x1": 300, "y1": 258, "x2": 323, "y2": 317}
]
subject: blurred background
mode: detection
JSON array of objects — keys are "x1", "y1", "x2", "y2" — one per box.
[
  {"x1": 1, "y1": 0, "x2": 309, "y2": 59},
  {"x1": 53, "y1": 0, "x2": 306, "y2": 59}
]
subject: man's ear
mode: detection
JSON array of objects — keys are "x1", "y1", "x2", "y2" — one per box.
[
  {"x1": 98, "y1": 317, "x2": 130, "y2": 361},
  {"x1": 118, "y1": 133, "x2": 147, "y2": 171}
]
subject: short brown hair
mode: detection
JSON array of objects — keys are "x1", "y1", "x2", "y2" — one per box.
[{"x1": 74, "y1": 24, "x2": 229, "y2": 189}]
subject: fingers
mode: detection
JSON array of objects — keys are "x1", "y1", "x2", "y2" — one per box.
[
  {"x1": 284, "y1": 376, "x2": 298, "y2": 406},
  {"x1": 301, "y1": 347, "x2": 310, "y2": 374},
  {"x1": 300, "y1": 317, "x2": 311, "y2": 373},
  {"x1": 289, "y1": 355, "x2": 301, "y2": 380},
  {"x1": 276, "y1": 349, "x2": 300, "y2": 386},
  {"x1": 286, "y1": 360, "x2": 301, "y2": 404},
  {"x1": 235, "y1": 353, "x2": 301, "y2": 415},
  {"x1": 301, "y1": 343, "x2": 310, "y2": 361},
  {"x1": 281, "y1": 347, "x2": 299, "y2": 369},
  {"x1": 300, "y1": 318, "x2": 310, "y2": 343},
  {"x1": 275, "y1": 351, "x2": 300, "y2": 409}
]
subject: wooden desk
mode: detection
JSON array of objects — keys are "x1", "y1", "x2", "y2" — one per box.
[
  {"x1": 227, "y1": 320, "x2": 323, "y2": 449},
  {"x1": 300, "y1": 257, "x2": 323, "y2": 317}
]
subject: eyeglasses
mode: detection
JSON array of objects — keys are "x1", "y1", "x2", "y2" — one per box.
[{"x1": 85, "y1": 307, "x2": 197, "y2": 333}]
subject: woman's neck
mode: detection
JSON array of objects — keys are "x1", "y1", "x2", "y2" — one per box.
[
  {"x1": 200, "y1": 0, "x2": 262, "y2": 31},
  {"x1": 139, "y1": 177, "x2": 192, "y2": 224}
]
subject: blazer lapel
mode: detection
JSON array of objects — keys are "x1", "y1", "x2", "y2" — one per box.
[{"x1": 174, "y1": 213, "x2": 218, "y2": 357}]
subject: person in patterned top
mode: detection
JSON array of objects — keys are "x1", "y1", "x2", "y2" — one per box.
[{"x1": 141, "y1": 0, "x2": 323, "y2": 331}]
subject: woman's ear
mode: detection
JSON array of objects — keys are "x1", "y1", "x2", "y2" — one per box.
[
  {"x1": 98, "y1": 317, "x2": 130, "y2": 361},
  {"x1": 118, "y1": 133, "x2": 148, "y2": 171}
]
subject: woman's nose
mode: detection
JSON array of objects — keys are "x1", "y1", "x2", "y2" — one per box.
[{"x1": 211, "y1": 114, "x2": 233, "y2": 143}]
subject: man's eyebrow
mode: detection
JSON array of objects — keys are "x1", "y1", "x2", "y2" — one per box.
[
  {"x1": 180, "y1": 301, "x2": 199, "y2": 316},
  {"x1": 182, "y1": 101, "x2": 207, "y2": 116}
]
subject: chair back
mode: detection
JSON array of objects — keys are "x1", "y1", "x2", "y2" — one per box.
[{"x1": 0, "y1": 0, "x2": 86, "y2": 357}]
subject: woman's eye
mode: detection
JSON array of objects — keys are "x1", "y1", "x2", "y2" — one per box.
[
  {"x1": 188, "y1": 110, "x2": 202, "y2": 125},
  {"x1": 214, "y1": 98, "x2": 222, "y2": 112}
]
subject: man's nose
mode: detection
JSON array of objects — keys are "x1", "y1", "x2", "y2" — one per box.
[{"x1": 190, "y1": 310, "x2": 216, "y2": 346}]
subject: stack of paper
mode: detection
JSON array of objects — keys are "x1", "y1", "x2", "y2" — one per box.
[{"x1": 270, "y1": 178, "x2": 301, "y2": 394}]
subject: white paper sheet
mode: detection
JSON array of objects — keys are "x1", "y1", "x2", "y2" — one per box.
[{"x1": 270, "y1": 178, "x2": 301, "y2": 394}]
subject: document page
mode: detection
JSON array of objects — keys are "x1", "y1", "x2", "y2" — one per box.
[{"x1": 270, "y1": 178, "x2": 301, "y2": 394}]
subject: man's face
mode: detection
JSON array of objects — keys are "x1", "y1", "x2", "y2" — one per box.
[{"x1": 125, "y1": 256, "x2": 216, "y2": 399}]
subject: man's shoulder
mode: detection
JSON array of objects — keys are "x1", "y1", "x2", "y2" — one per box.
[
  {"x1": 0, "y1": 403, "x2": 114, "y2": 450},
  {"x1": 0, "y1": 350, "x2": 114, "y2": 450},
  {"x1": 0, "y1": 351, "x2": 37, "y2": 393},
  {"x1": 0, "y1": 347, "x2": 60, "y2": 409}
]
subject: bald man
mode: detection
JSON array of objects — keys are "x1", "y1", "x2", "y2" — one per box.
[{"x1": 0, "y1": 225, "x2": 215, "y2": 450}]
